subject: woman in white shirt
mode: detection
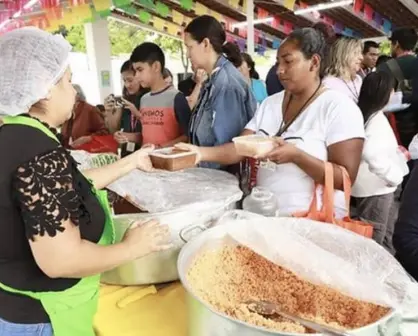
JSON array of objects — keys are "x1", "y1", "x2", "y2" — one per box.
[
  {"x1": 323, "y1": 37, "x2": 363, "y2": 101},
  {"x1": 177, "y1": 28, "x2": 365, "y2": 217},
  {"x1": 352, "y1": 72, "x2": 408, "y2": 248}
]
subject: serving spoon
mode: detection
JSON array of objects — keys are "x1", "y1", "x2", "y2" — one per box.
[{"x1": 245, "y1": 300, "x2": 354, "y2": 336}]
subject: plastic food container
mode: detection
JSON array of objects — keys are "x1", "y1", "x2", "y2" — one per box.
[
  {"x1": 149, "y1": 147, "x2": 197, "y2": 171},
  {"x1": 242, "y1": 187, "x2": 279, "y2": 217},
  {"x1": 233, "y1": 135, "x2": 276, "y2": 157}
]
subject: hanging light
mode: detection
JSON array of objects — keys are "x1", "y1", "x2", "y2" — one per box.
[
  {"x1": 23, "y1": 0, "x2": 40, "y2": 9},
  {"x1": 294, "y1": 0, "x2": 353, "y2": 15},
  {"x1": 232, "y1": 17, "x2": 274, "y2": 29}
]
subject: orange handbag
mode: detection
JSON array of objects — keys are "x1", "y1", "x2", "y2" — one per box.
[{"x1": 294, "y1": 162, "x2": 374, "y2": 238}]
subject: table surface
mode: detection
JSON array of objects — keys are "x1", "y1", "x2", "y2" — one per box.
[{"x1": 94, "y1": 282, "x2": 187, "y2": 336}]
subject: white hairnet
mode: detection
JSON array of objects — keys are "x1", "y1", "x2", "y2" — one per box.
[{"x1": 0, "y1": 27, "x2": 72, "y2": 116}]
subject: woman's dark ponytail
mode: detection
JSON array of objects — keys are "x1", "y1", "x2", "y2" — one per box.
[
  {"x1": 251, "y1": 70, "x2": 260, "y2": 80},
  {"x1": 222, "y1": 42, "x2": 242, "y2": 68}
]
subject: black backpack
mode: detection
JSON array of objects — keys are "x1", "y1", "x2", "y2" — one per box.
[
  {"x1": 386, "y1": 57, "x2": 417, "y2": 146},
  {"x1": 386, "y1": 58, "x2": 414, "y2": 94}
]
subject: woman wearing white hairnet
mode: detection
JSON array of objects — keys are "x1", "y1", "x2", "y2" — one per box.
[{"x1": 0, "y1": 28, "x2": 172, "y2": 335}]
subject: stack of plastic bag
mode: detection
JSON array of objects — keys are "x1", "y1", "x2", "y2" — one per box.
[{"x1": 215, "y1": 210, "x2": 418, "y2": 335}]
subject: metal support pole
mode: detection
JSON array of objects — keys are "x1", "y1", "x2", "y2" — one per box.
[
  {"x1": 246, "y1": 0, "x2": 255, "y2": 55},
  {"x1": 85, "y1": 19, "x2": 113, "y2": 104}
]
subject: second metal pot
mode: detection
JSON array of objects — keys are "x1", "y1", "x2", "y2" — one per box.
[{"x1": 100, "y1": 201, "x2": 237, "y2": 285}]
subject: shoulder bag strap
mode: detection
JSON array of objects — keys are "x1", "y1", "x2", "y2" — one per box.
[{"x1": 386, "y1": 59, "x2": 405, "y2": 85}]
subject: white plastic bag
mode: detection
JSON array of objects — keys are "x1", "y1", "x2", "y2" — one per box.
[
  {"x1": 106, "y1": 168, "x2": 242, "y2": 212},
  {"x1": 385, "y1": 91, "x2": 410, "y2": 113},
  {"x1": 70, "y1": 150, "x2": 243, "y2": 213},
  {"x1": 392, "y1": 146, "x2": 410, "y2": 177},
  {"x1": 215, "y1": 210, "x2": 418, "y2": 335},
  {"x1": 409, "y1": 134, "x2": 418, "y2": 160}
]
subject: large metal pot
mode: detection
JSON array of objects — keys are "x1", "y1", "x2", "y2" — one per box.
[
  {"x1": 100, "y1": 201, "x2": 237, "y2": 285},
  {"x1": 178, "y1": 223, "x2": 400, "y2": 336}
]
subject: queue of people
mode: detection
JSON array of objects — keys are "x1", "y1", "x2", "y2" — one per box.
[{"x1": 0, "y1": 14, "x2": 418, "y2": 335}]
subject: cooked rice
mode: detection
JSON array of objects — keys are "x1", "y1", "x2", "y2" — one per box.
[{"x1": 187, "y1": 245, "x2": 390, "y2": 334}]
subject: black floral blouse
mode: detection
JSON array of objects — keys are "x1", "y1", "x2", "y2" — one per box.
[{"x1": 0, "y1": 119, "x2": 105, "y2": 324}]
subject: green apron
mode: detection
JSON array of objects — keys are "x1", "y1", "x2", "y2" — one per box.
[{"x1": 0, "y1": 115, "x2": 115, "y2": 336}]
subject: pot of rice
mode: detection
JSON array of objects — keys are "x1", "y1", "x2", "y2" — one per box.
[{"x1": 177, "y1": 221, "x2": 398, "y2": 336}]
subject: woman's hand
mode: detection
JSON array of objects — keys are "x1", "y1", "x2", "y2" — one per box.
[
  {"x1": 124, "y1": 133, "x2": 138, "y2": 143},
  {"x1": 71, "y1": 136, "x2": 92, "y2": 148},
  {"x1": 174, "y1": 142, "x2": 202, "y2": 164},
  {"x1": 122, "y1": 219, "x2": 173, "y2": 259},
  {"x1": 121, "y1": 98, "x2": 140, "y2": 118},
  {"x1": 194, "y1": 69, "x2": 207, "y2": 85},
  {"x1": 115, "y1": 132, "x2": 140, "y2": 144},
  {"x1": 260, "y1": 138, "x2": 302, "y2": 164},
  {"x1": 128, "y1": 147, "x2": 154, "y2": 172},
  {"x1": 114, "y1": 131, "x2": 129, "y2": 144}
]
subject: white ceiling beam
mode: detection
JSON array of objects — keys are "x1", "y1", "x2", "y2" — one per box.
[
  {"x1": 271, "y1": 0, "x2": 385, "y2": 36},
  {"x1": 398, "y1": 0, "x2": 418, "y2": 19}
]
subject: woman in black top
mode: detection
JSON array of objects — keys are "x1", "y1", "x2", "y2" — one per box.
[{"x1": 0, "y1": 28, "x2": 171, "y2": 335}]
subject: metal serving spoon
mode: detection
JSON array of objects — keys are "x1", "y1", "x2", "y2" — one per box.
[{"x1": 246, "y1": 300, "x2": 354, "y2": 336}]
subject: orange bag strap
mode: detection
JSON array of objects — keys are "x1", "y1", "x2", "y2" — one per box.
[
  {"x1": 301, "y1": 162, "x2": 335, "y2": 221},
  {"x1": 306, "y1": 184, "x2": 320, "y2": 215},
  {"x1": 299, "y1": 162, "x2": 351, "y2": 223},
  {"x1": 339, "y1": 165, "x2": 353, "y2": 218},
  {"x1": 322, "y1": 163, "x2": 354, "y2": 219},
  {"x1": 320, "y1": 162, "x2": 336, "y2": 223}
]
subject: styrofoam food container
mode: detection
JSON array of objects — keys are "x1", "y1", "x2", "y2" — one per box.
[{"x1": 233, "y1": 135, "x2": 276, "y2": 157}]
